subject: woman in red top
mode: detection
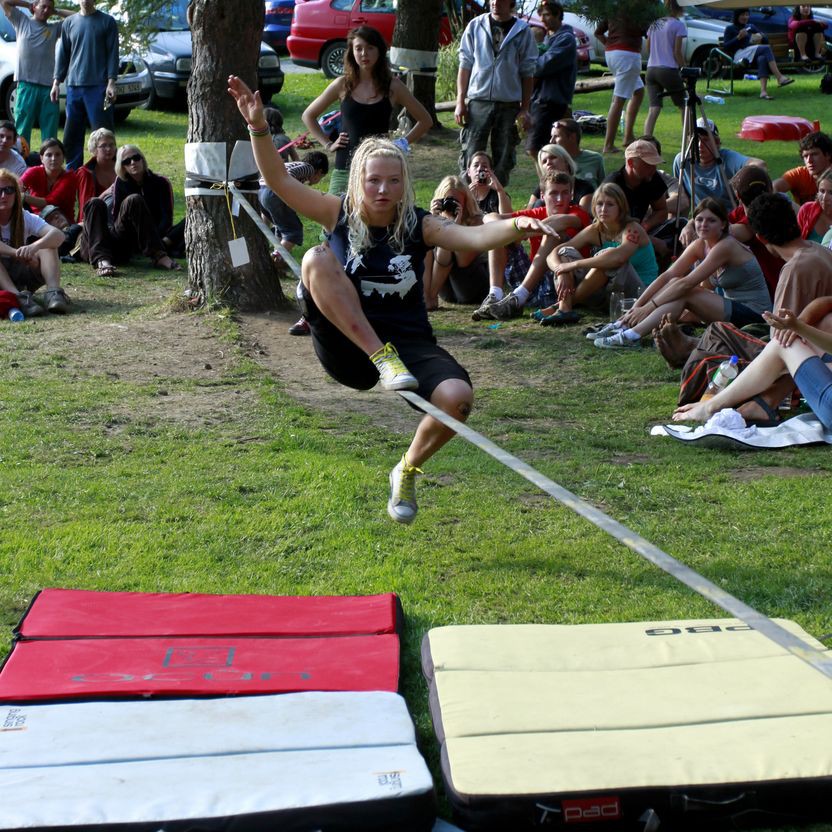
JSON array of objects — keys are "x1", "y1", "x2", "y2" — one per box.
[
  {"x1": 798, "y1": 170, "x2": 832, "y2": 242},
  {"x1": 76, "y1": 128, "x2": 117, "y2": 221},
  {"x1": 21, "y1": 139, "x2": 78, "y2": 222}
]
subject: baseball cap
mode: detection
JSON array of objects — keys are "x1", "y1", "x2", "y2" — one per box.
[
  {"x1": 730, "y1": 165, "x2": 771, "y2": 202},
  {"x1": 695, "y1": 117, "x2": 719, "y2": 136},
  {"x1": 624, "y1": 139, "x2": 663, "y2": 166},
  {"x1": 40, "y1": 204, "x2": 59, "y2": 220}
]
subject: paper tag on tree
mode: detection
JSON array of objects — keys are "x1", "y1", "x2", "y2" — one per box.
[{"x1": 228, "y1": 237, "x2": 250, "y2": 268}]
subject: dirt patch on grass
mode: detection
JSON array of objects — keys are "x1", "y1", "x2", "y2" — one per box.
[
  {"x1": 731, "y1": 466, "x2": 817, "y2": 482},
  {"x1": 238, "y1": 307, "x2": 531, "y2": 436}
]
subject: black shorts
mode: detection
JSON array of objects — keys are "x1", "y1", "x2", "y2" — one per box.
[
  {"x1": 301, "y1": 288, "x2": 471, "y2": 400},
  {"x1": 727, "y1": 300, "x2": 765, "y2": 328}
]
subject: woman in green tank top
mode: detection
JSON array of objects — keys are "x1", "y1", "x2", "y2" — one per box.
[{"x1": 535, "y1": 181, "x2": 656, "y2": 326}]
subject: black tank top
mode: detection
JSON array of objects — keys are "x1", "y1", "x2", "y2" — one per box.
[{"x1": 334, "y1": 94, "x2": 394, "y2": 170}]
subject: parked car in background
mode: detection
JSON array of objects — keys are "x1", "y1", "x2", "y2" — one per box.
[
  {"x1": 263, "y1": 0, "x2": 296, "y2": 50},
  {"x1": 140, "y1": 0, "x2": 284, "y2": 108},
  {"x1": 0, "y1": 13, "x2": 151, "y2": 124},
  {"x1": 288, "y1": 0, "x2": 590, "y2": 78}
]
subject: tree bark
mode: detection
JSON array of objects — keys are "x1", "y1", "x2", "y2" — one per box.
[
  {"x1": 186, "y1": 0, "x2": 285, "y2": 310},
  {"x1": 391, "y1": 0, "x2": 444, "y2": 129}
]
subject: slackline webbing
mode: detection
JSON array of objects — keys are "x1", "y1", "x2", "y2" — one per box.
[
  {"x1": 398, "y1": 389, "x2": 832, "y2": 681},
  {"x1": 227, "y1": 183, "x2": 302, "y2": 280}
]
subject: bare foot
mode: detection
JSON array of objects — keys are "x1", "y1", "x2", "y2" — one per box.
[
  {"x1": 602, "y1": 146, "x2": 622, "y2": 155},
  {"x1": 652, "y1": 314, "x2": 698, "y2": 369}
]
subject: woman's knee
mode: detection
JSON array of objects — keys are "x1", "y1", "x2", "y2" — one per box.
[
  {"x1": 431, "y1": 378, "x2": 474, "y2": 421},
  {"x1": 300, "y1": 244, "x2": 339, "y2": 289}
]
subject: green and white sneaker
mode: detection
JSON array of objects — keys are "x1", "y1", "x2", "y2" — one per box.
[
  {"x1": 370, "y1": 343, "x2": 418, "y2": 391},
  {"x1": 388, "y1": 455, "x2": 422, "y2": 524},
  {"x1": 586, "y1": 321, "x2": 622, "y2": 340},
  {"x1": 488, "y1": 293, "x2": 524, "y2": 320},
  {"x1": 471, "y1": 293, "x2": 499, "y2": 321},
  {"x1": 594, "y1": 331, "x2": 641, "y2": 349}
]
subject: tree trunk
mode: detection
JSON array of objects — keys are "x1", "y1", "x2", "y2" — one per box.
[
  {"x1": 391, "y1": 0, "x2": 444, "y2": 129},
  {"x1": 186, "y1": 0, "x2": 285, "y2": 310}
]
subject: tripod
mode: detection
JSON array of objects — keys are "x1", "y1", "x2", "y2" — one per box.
[{"x1": 670, "y1": 68, "x2": 736, "y2": 257}]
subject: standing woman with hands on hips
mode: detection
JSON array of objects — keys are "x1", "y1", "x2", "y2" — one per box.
[
  {"x1": 301, "y1": 26, "x2": 432, "y2": 195},
  {"x1": 229, "y1": 75, "x2": 548, "y2": 526}
]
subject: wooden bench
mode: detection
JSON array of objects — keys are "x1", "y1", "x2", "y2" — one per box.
[{"x1": 705, "y1": 31, "x2": 830, "y2": 96}]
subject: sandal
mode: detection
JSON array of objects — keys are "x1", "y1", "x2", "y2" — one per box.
[
  {"x1": 778, "y1": 77, "x2": 794, "y2": 87},
  {"x1": 760, "y1": 93, "x2": 774, "y2": 100},
  {"x1": 95, "y1": 261, "x2": 117, "y2": 277},
  {"x1": 743, "y1": 394, "x2": 781, "y2": 428}
]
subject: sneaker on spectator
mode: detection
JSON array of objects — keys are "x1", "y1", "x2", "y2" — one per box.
[
  {"x1": 370, "y1": 342, "x2": 418, "y2": 391},
  {"x1": 388, "y1": 455, "x2": 422, "y2": 524},
  {"x1": 488, "y1": 293, "x2": 523, "y2": 320},
  {"x1": 44, "y1": 288, "x2": 70, "y2": 314},
  {"x1": 586, "y1": 321, "x2": 622, "y2": 340},
  {"x1": 17, "y1": 290, "x2": 43, "y2": 317},
  {"x1": 594, "y1": 331, "x2": 641, "y2": 349},
  {"x1": 288, "y1": 317, "x2": 310, "y2": 336},
  {"x1": 471, "y1": 292, "x2": 499, "y2": 321}
]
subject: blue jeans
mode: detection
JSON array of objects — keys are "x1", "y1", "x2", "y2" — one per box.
[
  {"x1": 793, "y1": 354, "x2": 832, "y2": 430},
  {"x1": 259, "y1": 187, "x2": 304, "y2": 246},
  {"x1": 63, "y1": 84, "x2": 114, "y2": 170}
]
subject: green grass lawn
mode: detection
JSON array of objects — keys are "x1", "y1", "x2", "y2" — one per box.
[{"x1": 3, "y1": 71, "x2": 832, "y2": 831}]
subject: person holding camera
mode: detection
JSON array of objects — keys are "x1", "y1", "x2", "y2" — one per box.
[
  {"x1": 424, "y1": 176, "x2": 488, "y2": 310},
  {"x1": 723, "y1": 9, "x2": 793, "y2": 99}
]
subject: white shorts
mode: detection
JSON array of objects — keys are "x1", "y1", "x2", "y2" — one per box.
[{"x1": 606, "y1": 49, "x2": 644, "y2": 100}]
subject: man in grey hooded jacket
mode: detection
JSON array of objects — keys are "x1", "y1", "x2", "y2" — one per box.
[{"x1": 455, "y1": 0, "x2": 537, "y2": 186}]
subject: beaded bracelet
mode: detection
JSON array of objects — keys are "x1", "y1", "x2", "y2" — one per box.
[{"x1": 247, "y1": 123, "x2": 270, "y2": 137}]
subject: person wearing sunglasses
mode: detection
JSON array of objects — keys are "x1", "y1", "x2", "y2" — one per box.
[
  {"x1": 79, "y1": 144, "x2": 181, "y2": 276},
  {"x1": 0, "y1": 169, "x2": 70, "y2": 315}
]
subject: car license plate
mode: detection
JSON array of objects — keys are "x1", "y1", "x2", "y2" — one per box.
[{"x1": 120, "y1": 83, "x2": 142, "y2": 94}]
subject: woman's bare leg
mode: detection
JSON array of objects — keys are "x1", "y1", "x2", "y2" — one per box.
[
  {"x1": 301, "y1": 244, "x2": 384, "y2": 355},
  {"x1": 673, "y1": 338, "x2": 822, "y2": 421}
]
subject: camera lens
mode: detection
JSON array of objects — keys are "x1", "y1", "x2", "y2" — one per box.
[{"x1": 442, "y1": 197, "x2": 459, "y2": 213}]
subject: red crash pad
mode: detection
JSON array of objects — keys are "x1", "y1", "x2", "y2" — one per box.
[
  {"x1": 737, "y1": 116, "x2": 821, "y2": 142},
  {"x1": 0, "y1": 634, "x2": 401, "y2": 701},
  {"x1": 15, "y1": 589, "x2": 403, "y2": 639}
]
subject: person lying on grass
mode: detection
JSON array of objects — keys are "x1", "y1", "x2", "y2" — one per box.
[
  {"x1": 673, "y1": 298, "x2": 832, "y2": 429},
  {"x1": 228, "y1": 74, "x2": 548, "y2": 525},
  {"x1": 593, "y1": 197, "x2": 771, "y2": 349},
  {"x1": 536, "y1": 182, "x2": 656, "y2": 327}
]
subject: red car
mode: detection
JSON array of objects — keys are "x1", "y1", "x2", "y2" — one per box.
[{"x1": 288, "y1": 0, "x2": 590, "y2": 78}]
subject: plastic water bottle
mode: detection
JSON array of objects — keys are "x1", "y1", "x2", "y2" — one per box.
[
  {"x1": 701, "y1": 355, "x2": 739, "y2": 401},
  {"x1": 703, "y1": 95, "x2": 725, "y2": 105},
  {"x1": 743, "y1": 73, "x2": 758, "y2": 80},
  {"x1": 7, "y1": 308, "x2": 23, "y2": 322}
]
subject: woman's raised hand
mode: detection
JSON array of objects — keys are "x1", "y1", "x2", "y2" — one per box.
[{"x1": 228, "y1": 75, "x2": 264, "y2": 127}]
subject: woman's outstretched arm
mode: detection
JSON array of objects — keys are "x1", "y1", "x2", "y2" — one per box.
[{"x1": 229, "y1": 75, "x2": 342, "y2": 231}]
